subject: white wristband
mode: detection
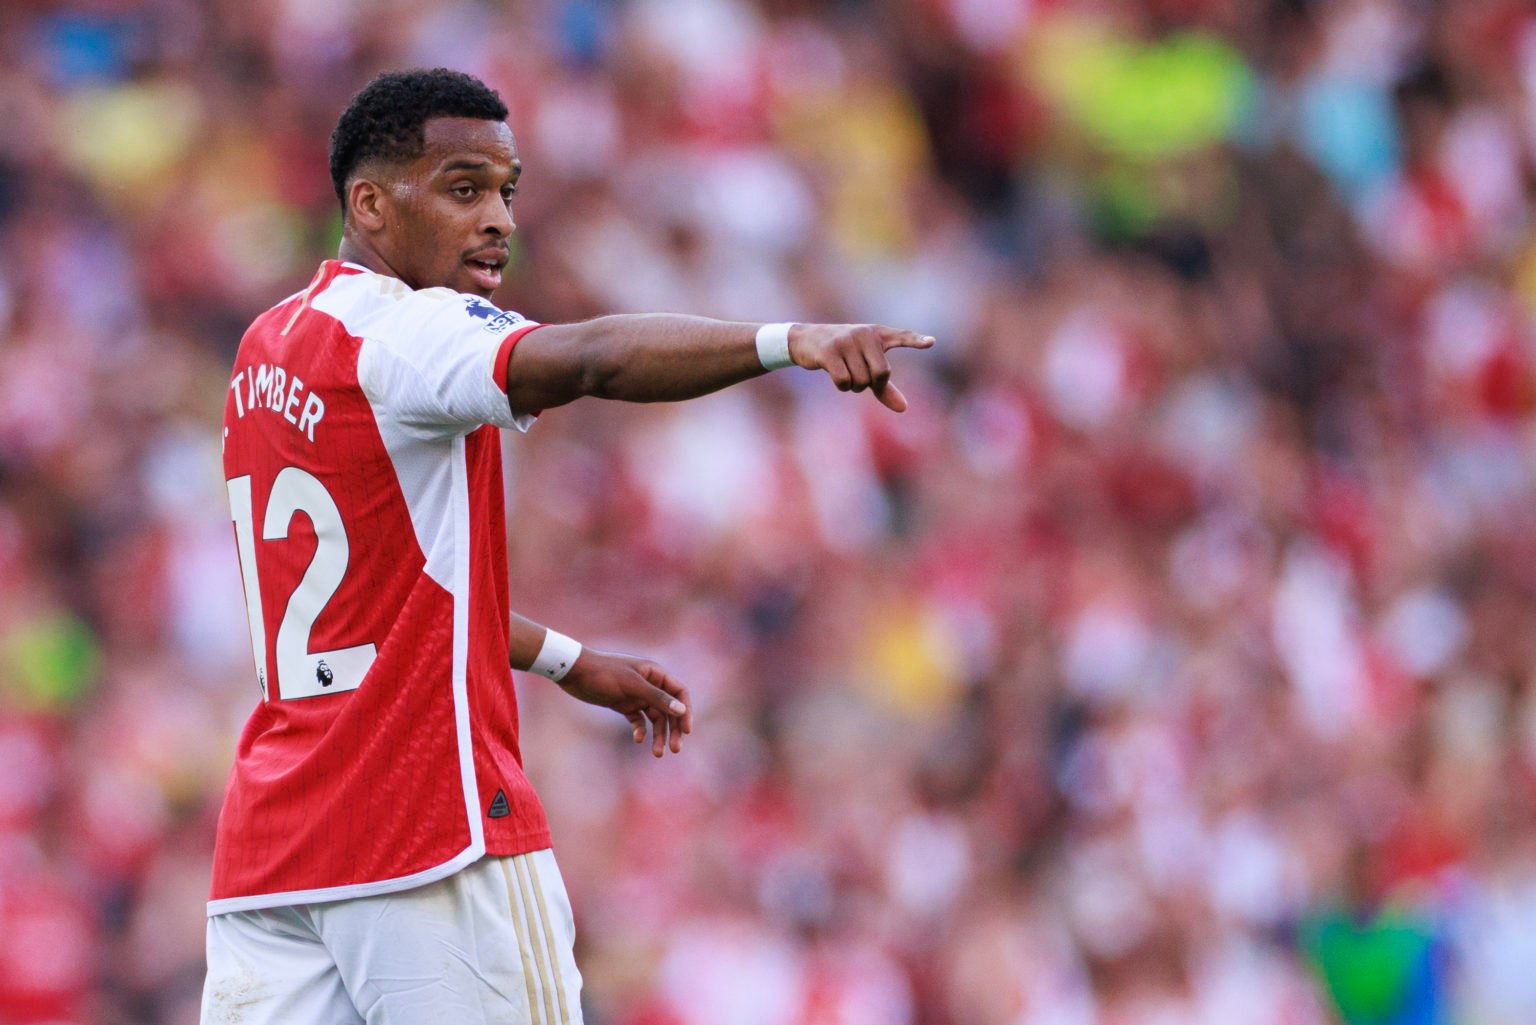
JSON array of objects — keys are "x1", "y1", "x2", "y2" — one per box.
[
  {"x1": 756, "y1": 322, "x2": 795, "y2": 371},
  {"x1": 530, "y1": 629, "x2": 583, "y2": 682}
]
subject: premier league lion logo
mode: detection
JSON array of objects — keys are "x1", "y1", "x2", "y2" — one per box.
[{"x1": 462, "y1": 296, "x2": 525, "y2": 334}]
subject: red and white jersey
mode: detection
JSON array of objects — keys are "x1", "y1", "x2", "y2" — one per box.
[{"x1": 212, "y1": 260, "x2": 549, "y2": 914}]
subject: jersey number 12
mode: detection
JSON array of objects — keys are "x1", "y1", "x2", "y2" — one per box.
[{"x1": 227, "y1": 468, "x2": 378, "y2": 701}]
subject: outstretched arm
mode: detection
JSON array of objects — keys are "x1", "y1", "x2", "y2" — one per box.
[
  {"x1": 503, "y1": 316, "x2": 935, "y2": 415},
  {"x1": 509, "y1": 612, "x2": 692, "y2": 757}
]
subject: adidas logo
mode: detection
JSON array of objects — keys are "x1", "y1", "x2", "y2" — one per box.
[{"x1": 488, "y1": 790, "x2": 510, "y2": 818}]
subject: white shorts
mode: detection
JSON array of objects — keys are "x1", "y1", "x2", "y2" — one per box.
[{"x1": 201, "y1": 850, "x2": 583, "y2": 1025}]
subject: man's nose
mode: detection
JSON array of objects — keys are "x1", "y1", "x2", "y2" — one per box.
[{"x1": 484, "y1": 199, "x2": 514, "y2": 236}]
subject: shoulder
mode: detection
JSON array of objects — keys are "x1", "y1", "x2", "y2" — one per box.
[
  {"x1": 312, "y1": 270, "x2": 528, "y2": 347},
  {"x1": 456, "y1": 293, "x2": 533, "y2": 336},
  {"x1": 308, "y1": 267, "x2": 417, "y2": 339}
]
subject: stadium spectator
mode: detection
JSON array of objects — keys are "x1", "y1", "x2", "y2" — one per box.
[{"x1": 6, "y1": 1, "x2": 1536, "y2": 1023}]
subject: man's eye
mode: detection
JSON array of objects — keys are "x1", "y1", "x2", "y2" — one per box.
[
  {"x1": 452, "y1": 184, "x2": 476, "y2": 198},
  {"x1": 501, "y1": 187, "x2": 517, "y2": 201}
]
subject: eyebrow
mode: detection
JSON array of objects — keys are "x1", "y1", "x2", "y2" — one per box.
[{"x1": 439, "y1": 158, "x2": 521, "y2": 177}]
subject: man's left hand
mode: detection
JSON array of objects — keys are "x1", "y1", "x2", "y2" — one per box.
[{"x1": 556, "y1": 649, "x2": 693, "y2": 757}]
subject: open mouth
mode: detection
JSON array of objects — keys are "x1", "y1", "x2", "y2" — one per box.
[{"x1": 465, "y1": 254, "x2": 506, "y2": 291}]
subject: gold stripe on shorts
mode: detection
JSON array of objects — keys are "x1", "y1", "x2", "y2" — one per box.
[
  {"x1": 515, "y1": 855, "x2": 562, "y2": 1025},
  {"x1": 528, "y1": 855, "x2": 572, "y2": 1025},
  {"x1": 501, "y1": 858, "x2": 545, "y2": 1025}
]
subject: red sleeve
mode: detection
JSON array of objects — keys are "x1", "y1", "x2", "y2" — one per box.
[{"x1": 494, "y1": 322, "x2": 545, "y2": 394}]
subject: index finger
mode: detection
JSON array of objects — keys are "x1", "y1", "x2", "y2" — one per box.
[
  {"x1": 638, "y1": 663, "x2": 693, "y2": 736},
  {"x1": 877, "y1": 327, "x2": 936, "y2": 351}
]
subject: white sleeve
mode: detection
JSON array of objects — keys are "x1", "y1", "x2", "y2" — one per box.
[{"x1": 355, "y1": 289, "x2": 541, "y2": 435}]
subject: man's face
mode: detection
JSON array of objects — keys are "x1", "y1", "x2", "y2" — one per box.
[{"x1": 376, "y1": 117, "x2": 520, "y2": 298}]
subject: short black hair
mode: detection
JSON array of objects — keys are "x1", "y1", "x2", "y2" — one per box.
[{"x1": 329, "y1": 68, "x2": 509, "y2": 211}]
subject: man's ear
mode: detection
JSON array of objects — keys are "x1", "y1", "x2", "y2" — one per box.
[{"x1": 348, "y1": 177, "x2": 388, "y2": 232}]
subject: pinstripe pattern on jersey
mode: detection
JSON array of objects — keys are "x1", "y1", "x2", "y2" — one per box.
[{"x1": 212, "y1": 261, "x2": 551, "y2": 913}]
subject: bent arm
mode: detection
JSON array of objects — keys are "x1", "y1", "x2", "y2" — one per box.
[
  {"x1": 503, "y1": 315, "x2": 935, "y2": 414},
  {"x1": 507, "y1": 611, "x2": 570, "y2": 675},
  {"x1": 508, "y1": 611, "x2": 693, "y2": 757}
]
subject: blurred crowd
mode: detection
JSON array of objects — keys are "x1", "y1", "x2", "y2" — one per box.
[{"x1": 4, "y1": 0, "x2": 1536, "y2": 1022}]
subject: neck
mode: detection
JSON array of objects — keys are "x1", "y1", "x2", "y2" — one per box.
[{"x1": 337, "y1": 233, "x2": 403, "y2": 284}]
